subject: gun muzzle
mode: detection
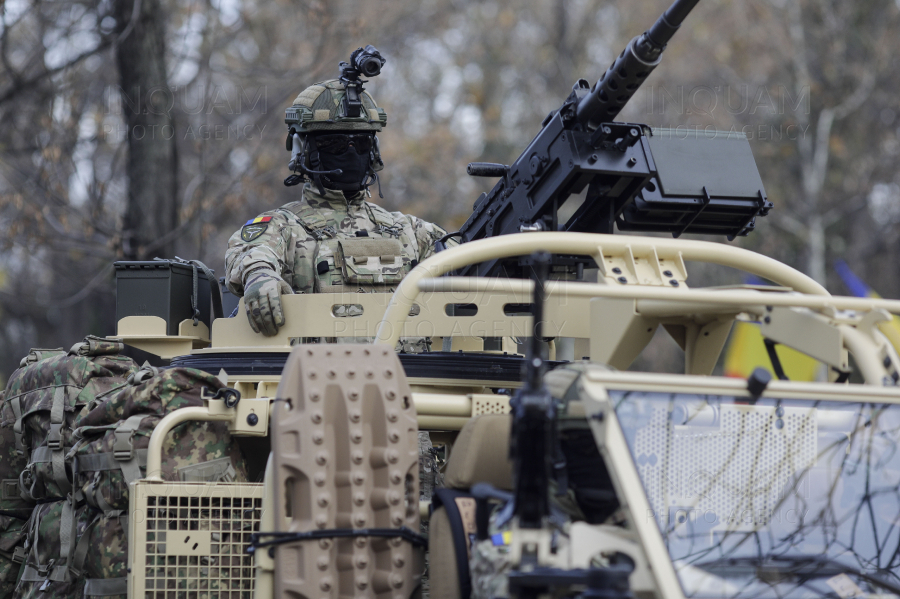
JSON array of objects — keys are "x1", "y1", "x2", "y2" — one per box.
[{"x1": 575, "y1": 0, "x2": 701, "y2": 128}]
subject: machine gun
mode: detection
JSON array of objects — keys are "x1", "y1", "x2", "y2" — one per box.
[{"x1": 457, "y1": 0, "x2": 772, "y2": 278}]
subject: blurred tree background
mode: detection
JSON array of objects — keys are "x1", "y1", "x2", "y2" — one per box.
[{"x1": 0, "y1": 0, "x2": 898, "y2": 381}]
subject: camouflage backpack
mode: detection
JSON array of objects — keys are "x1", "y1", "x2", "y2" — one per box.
[
  {"x1": 14, "y1": 498, "x2": 94, "y2": 599},
  {"x1": 0, "y1": 348, "x2": 65, "y2": 509},
  {"x1": 0, "y1": 383, "x2": 42, "y2": 598},
  {"x1": 68, "y1": 365, "x2": 249, "y2": 596},
  {"x1": 0, "y1": 337, "x2": 137, "y2": 503},
  {"x1": 1, "y1": 345, "x2": 110, "y2": 598},
  {"x1": 72, "y1": 365, "x2": 249, "y2": 505}
]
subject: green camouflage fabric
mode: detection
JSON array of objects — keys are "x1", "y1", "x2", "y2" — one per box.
[
  {"x1": 470, "y1": 502, "x2": 519, "y2": 599},
  {"x1": 77, "y1": 366, "x2": 234, "y2": 426},
  {"x1": 0, "y1": 338, "x2": 136, "y2": 502},
  {"x1": 225, "y1": 183, "x2": 452, "y2": 296},
  {"x1": 470, "y1": 535, "x2": 511, "y2": 599},
  {"x1": 1, "y1": 356, "x2": 59, "y2": 599},
  {"x1": 288, "y1": 79, "x2": 387, "y2": 133},
  {"x1": 418, "y1": 432, "x2": 443, "y2": 505},
  {"x1": 72, "y1": 366, "x2": 248, "y2": 513},
  {"x1": 81, "y1": 512, "x2": 126, "y2": 599},
  {"x1": 18, "y1": 349, "x2": 64, "y2": 369},
  {"x1": 0, "y1": 390, "x2": 32, "y2": 517},
  {"x1": 71, "y1": 417, "x2": 247, "y2": 513},
  {"x1": 66, "y1": 337, "x2": 125, "y2": 359},
  {"x1": 0, "y1": 513, "x2": 27, "y2": 597},
  {"x1": 14, "y1": 499, "x2": 93, "y2": 599},
  {"x1": 0, "y1": 391, "x2": 29, "y2": 599}
]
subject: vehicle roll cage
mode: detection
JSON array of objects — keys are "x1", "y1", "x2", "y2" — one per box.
[{"x1": 374, "y1": 232, "x2": 900, "y2": 386}]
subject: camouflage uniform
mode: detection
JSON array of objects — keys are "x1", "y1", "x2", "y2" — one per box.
[
  {"x1": 225, "y1": 184, "x2": 454, "y2": 348},
  {"x1": 225, "y1": 183, "x2": 450, "y2": 296}
]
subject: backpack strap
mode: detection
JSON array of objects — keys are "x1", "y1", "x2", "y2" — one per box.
[
  {"x1": 84, "y1": 577, "x2": 128, "y2": 597},
  {"x1": 25, "y1": 503, "x2": 42, "y2": 577},
  {"x1": 47, "y1": 498, "x2": 76, "y2": 583},
  {"x1": 67, "y1": 510, "x2": 100, "y2": 579},
  {"x1": 9, "y1": 395, "x2": 25, "y2": 456},
  {"x1": 48, "y1": 386, "x2": 72, "y2": 496},
  {"x1": 432, "y1": 488, "x2": 479, "y2": 599},
  {"x1": 112, "y1": 414, "x2": 147, "y2": 485},
  {"x1": 69, "y1": 510, "x2": 107, "y2": 579}
]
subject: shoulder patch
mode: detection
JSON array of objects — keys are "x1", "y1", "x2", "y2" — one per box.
[{"x1": 240, "y1": 216, "x2": 272, "y2": 242}]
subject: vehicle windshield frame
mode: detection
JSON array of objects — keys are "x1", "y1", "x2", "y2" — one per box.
[{"x1": 592, "y1": 373, "x2": 900, "y2": 599}]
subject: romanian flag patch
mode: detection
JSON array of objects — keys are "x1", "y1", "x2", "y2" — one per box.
[{"x1": 240, "y1": 216, "x2": 272, "y2": 242}]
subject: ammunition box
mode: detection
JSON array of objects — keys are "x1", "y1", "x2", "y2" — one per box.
[{"x1": 115, "y1": 261, "x2": 213, "y2": 335}]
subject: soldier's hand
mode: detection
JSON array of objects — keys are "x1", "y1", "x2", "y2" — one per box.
[{"x1": 243, "y1": 270, "x2": 293, "y2": 336}]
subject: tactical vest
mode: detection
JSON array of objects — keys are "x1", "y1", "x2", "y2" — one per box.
[{"x1": 285, "y1": 202, "x2": 418, "y2": 294}]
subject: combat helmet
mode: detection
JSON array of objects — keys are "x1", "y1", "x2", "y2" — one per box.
[
  {"x1": 283, "y1": 46, "x2": 389, "y2": 194},
  {"x1": 284, "y1": 79, "x2": 387, "y2": 133}
]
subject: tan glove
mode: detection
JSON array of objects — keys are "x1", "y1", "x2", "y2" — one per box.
[{"x1": 243, "y1": 269, "x2": 293, "y2": 336}]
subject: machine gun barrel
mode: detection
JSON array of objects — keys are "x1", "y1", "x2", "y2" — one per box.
[
  {"x1": 457, "y1": 0, "x2": 770, "y2": 278},
  {"x1": 575, "y1": 0, "x2": 700, "y2": 129}
]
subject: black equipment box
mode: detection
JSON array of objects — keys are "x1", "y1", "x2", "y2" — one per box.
[
  {"x1": 115, "y1": 261, "x2": 213, "y2": 336},
  {"x1": 219, "y1": 277, "x2": 240, "y2": 318}
]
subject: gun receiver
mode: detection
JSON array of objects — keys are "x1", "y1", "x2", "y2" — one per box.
[{"x1": 457, "y1": 0, "x2": 772, "y2": 278}]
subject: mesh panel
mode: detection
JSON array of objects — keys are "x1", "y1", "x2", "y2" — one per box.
[
  {"x1": 310, "y1": 88, "x2": 335, "y2": 114},
  {"x1": 633, "y1": 403, "x2": 817, "y2": 531},
  {"x1": 130, "y1": 481, "x2": 264, "y2": 599}
]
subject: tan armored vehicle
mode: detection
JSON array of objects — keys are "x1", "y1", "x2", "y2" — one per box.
[
  {"x1": 105, "y1": 0, "x2": 900, "y2": 595},
  {"x1": 111, "y1": 229, "x2": 900, "y2": 599},
  {"x1": 8, "y1": 0, "x2": 900, "y2": 597}
]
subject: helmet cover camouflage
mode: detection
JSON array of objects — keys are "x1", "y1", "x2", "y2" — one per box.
[{"x1": 284, "y1": 79, "x2": 388, "y2": 133}]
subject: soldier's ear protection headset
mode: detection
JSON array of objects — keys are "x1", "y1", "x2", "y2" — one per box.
[{"x1": 284, "y1": 130, "x2": 384, "y2": 197}]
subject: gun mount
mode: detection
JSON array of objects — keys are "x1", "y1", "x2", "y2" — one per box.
[{"x1": 457, "y1": 0, "x2": 772, "y2": 278}]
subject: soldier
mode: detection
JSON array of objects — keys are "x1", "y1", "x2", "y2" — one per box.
[{"x1": 225, "y1": 78, "x2": 455, "y2": 338}]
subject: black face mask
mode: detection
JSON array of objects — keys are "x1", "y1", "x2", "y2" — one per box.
[{"x1": 311, "y1": 133, "x2": 374, "y2": 191}]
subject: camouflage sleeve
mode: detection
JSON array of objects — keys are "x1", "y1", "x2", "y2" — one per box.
[
  {"x1": 404, "y1": 216, "x2": 457, "y2": 262},
  {"x1": 224, "y1": 211, "x2": 291, "y2": 296}
]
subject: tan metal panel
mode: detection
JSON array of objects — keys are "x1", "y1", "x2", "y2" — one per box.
[
  {"x1": 271, "y1": 345, "x2": 424, "y2": 599},
  {"x1": 128, "y1": 481, "x2": 265, "y2": 599}
]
